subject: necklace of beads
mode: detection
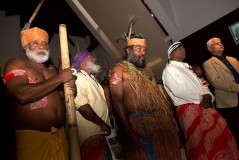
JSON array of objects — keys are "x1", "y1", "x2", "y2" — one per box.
[{"x1": 123, "y1": 60, "x2": 151, "y2": 82}]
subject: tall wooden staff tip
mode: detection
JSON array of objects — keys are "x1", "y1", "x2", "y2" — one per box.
[{"x1": 23, "y1": 0, "x2": 46, "y2": 30}]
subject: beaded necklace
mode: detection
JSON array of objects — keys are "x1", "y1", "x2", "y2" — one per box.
[{"x1": 123, "y1": 60, "x2": 151, "y2": 82}]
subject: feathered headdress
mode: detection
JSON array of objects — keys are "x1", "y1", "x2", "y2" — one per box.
[
  {"x1": 119, "y1": 16, "x2": 137, "y2": 42},
  {"x1": 117, "y1": 15, "x2": 146, "y2": 47}
]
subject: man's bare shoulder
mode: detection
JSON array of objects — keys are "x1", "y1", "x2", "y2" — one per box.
[
  {"x1": 109, "y1": 63, "x2": 123, "y2": 85},
  {"x1": 145, "y1": 66, "x2": 153, "y2": 73},
  {"x1": 111, "y1": 63, "x2": 123, "y2": 72},
  {"x1": 4, "y1": 58, "x2": 26, "y2": 74}
]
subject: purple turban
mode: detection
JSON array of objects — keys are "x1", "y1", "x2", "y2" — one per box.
[{"x1": 72, "y1": 50, "x2": 91, "y2": 71}]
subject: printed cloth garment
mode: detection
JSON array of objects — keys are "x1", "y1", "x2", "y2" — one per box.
[
  {"x1": 81, "y1": 134, "x2": 111, "y2": 160},
  {"x1": 177, "y1": 103, "x2": 239, "y2": 160}
]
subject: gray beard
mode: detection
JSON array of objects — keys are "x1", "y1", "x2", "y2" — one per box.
[
  {"x1": 86, "y1": 61, "x2": 101, "y2": 73},
  {"x1": 25, "y1": 48, "x2": 49, "y2": 63},
  {"x1": 128, "y1": 51, "x2": 146, "y2": 68}
]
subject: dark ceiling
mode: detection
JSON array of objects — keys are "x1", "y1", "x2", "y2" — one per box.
[{"x1": 0, "y1": 0, "x2": 99, "y2": 51}]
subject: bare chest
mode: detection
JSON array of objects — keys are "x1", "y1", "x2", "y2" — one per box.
[
  {"x1": 25, "y1": 63, "x2": 57, "y2": 82},
  {"x1": 122, "y1": 69, "x2": 152, "y2": 82}
]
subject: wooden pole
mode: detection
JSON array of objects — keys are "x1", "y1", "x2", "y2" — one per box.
[{"x1": 59, "y1": 24, "x2": 81, "y2": 160}]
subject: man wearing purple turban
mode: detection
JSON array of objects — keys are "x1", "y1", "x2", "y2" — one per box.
[{"x1": 72, "y1": 50, "x2": 112, "y2": 160}]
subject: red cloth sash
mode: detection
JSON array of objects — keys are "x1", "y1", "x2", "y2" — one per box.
[
  {"x1": 177, "y1": 103, "x2": 239, "y2": 160},
  {"x1": 4, "y1": 69, "x2": 27, "y2": 82}
]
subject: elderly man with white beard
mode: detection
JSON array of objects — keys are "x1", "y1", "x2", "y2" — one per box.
[
  {"x1": 3, "y1": 27, "x2": 75, "y2": 160},
  {"x1": 72, "y1": 50, "x2": 112, "y2": 160}
]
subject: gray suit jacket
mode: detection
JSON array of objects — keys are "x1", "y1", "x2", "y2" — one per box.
[{"x1": 203, "y1": 56, "x2": 239, "y2": 108}]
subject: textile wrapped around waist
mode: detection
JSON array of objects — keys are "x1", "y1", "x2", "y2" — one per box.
[
  {"x1": 126, "y1": 110, "x2": 181, "y2": 160},
  {"x1": 177, "y1": 103, "x2": 239, "y2": 160},
  {"x1": 15, "y1": 126, "x2": 69, "y2": 160}
]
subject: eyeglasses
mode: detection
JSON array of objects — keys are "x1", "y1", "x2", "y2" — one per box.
[{"x1": 29, "y1": 40, "x2": 48, "y2": 49}]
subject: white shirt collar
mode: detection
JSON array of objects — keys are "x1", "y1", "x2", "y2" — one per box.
[{"x1": 170, "y1": 60, "x2": 191, "y2": 69}]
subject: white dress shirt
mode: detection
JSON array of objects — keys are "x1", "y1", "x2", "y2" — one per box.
[{"x1": 162, "y1": 61, "x2": 214, "y2": 106}]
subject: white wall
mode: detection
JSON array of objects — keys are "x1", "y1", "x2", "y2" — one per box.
[{"x1": 147, "y1": 0, "x2": 239, "y2": 41}]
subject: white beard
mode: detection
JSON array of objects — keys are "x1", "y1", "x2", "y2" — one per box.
[
  {"x1": 25, "y1": 48, "x2": 49, "y2": 63},
  {"x1": 86, "y1": 61, "x2": 101, "y2": 74}
]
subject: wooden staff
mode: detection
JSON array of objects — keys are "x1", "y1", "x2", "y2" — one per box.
[
  {"x1": 59, "y1": 24, "x2": 81, "y2": 160},
  {"x1": 23, "y1": 0, "x2": 45, "y2": 30}
]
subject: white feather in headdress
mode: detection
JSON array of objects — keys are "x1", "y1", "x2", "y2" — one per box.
[{"x1": 117, "y1": 15, "x2": 137, "y2": 43}]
